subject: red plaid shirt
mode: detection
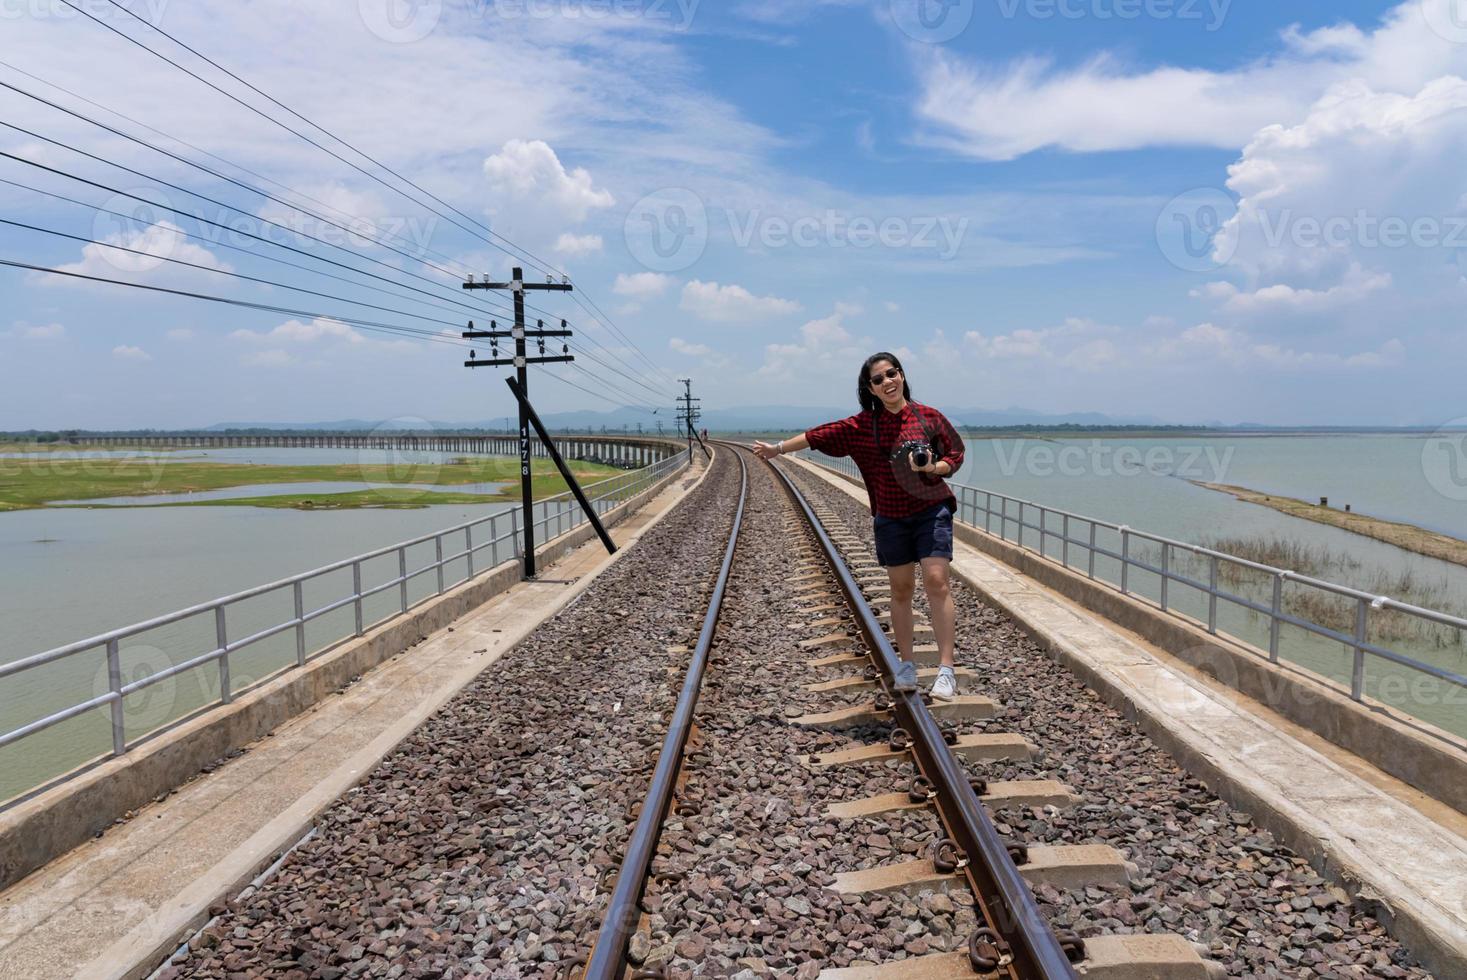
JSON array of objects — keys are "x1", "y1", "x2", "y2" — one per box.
[{"x1": 805, "y1": 403, "x2": 965, "y2": 518}]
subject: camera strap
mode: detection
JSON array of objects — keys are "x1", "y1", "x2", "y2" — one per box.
[{"x1": 871, "y1": 402, "x2": 940, "y2": 457}]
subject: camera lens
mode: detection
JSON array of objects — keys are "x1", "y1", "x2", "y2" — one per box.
[{"x1": 914, "y1": 449, "x2": 930, "y2": 467}]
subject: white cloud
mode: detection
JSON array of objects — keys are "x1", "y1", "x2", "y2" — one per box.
[
  {"x1": 483, "y1": 139, "x2": 615, "y2": 224},
  {"x1": 913, "y1": 2, "x2": 1467, "y2": 160},
  {"x1": 8, "y1": 322, "x2": 65, "y2": 340},
  {"x1": 614, "y1": 272, "x2": 674, "y2": 298},
  {"x1": 1151, "y1": 323, "x2": 1405, "y2": 370},
  {"x1": 231, "y1": 317, "x2": 364, "y2": 345},
  {"x1": 759, "y1": 304, "x2": 865, "y2": 379},
  {"x1": 1194, "y1": 266, "x2": 1392, "y2": 313},
  {"x1": 48, "y1": 221, "x2": 231, "y2": 283},
  {"x1": 112, "y1": 345, "x2": 152, "y2": 361},
  {"x1": 669, "y1": 337, "x2": 712, "y2": 356},
  {"x1": 680, "y1": 280, "x2": 802, "y2": 322},
  {"x1": 554, "y1": 232, "x2": 604, "y2": 256},
  {"x1": 964, "y1": 317, "x2": 1106, "y2": 360},
  {"x1": 915, "y1": 51, "x2": 1310, "y2": 160}
]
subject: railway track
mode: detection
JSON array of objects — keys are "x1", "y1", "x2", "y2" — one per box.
[
  {"x1": 159, "y1": 441, "x2": 1425, "y2": 978},
  {"x1": 575, "y1": 444, "x2": 1221, "y2": 980}
]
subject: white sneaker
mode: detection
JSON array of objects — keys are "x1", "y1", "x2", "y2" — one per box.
[{"x1": 931, "y1": 666, "x2": 957, "y2": 701}]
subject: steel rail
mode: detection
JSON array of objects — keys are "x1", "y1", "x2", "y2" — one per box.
[
  {"x1": 582, "y1": 445, "x2": 749, "y2": 979},
  {"x1": 766, "y1": 458, "x2": 1077, "y2": 979}
]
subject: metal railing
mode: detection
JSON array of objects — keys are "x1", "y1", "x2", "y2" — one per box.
[
  {"x1": 800, "y1": 451, "x2": 1467, "y2": 726},
  {"x1": 0, "y1": 448, "x2": 690, "y2": 803}
]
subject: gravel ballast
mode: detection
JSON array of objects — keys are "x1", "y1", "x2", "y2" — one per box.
[{"x1": 157, "y1": 449, "x2": 1435, "y2": 979}]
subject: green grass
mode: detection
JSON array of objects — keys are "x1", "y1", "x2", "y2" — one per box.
[{"x1": 0, "y1": 455, "x2": 621, "y2": 511}]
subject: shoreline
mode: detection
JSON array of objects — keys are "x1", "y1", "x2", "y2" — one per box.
[{"x1": 1193, "y1": 481, "x2": 1467, "y2": 570}]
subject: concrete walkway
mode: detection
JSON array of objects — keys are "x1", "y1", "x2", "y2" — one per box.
[
  {"x1": 791, "y1": 458, "x2": 1467, "y2": 978},
  {"x1": 0, "y1": 459, "x2": 709, "y2": 980}
]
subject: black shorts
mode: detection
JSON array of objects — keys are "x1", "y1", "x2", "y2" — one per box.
[{"x1": 873, "y1": 502, "x2": 954, "y2": 567}]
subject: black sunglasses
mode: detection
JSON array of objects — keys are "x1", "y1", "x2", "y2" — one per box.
[{"x1": 868, "y1": 367, "x2": 901, "y2": 386}]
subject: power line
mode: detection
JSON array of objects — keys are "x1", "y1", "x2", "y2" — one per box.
[
  {"x1": 0, "y1": 86, "x2": 660, "y2": 386},
  {"x1": 60, "y1": 0, "x2": 558, "y2": 279},
  {"x1": 0, "y1": 148, "x2": 516, "y2": 324},
  {"x1": 2, "y1": 217, "x2": 467, "y2": 330},
  {"x1": 1, "y1": 177, "x2": 493, "y2": 322},
  {"x1": 0, "y1": 112, "x2": 480, "y2": 302},
  {"x1": 0, "y1": 60, "x2": 478, "y2": 282},
  {"x1": 1, "y1": 257, "x2": 474, "y2": 348},
  {"x1": 71, "y1": 0, "x2": 678, "y2": 389}
]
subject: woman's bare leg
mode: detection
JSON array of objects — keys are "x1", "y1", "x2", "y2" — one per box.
[
  {"x1": 921, "y1": 557, "x2": 956, "y2": 669},
  {"x1": 887, "y1": 563, "x2": 917, "y2": 660}
]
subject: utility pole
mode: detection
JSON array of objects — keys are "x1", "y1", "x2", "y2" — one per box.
[
  {"x1": 677, "y1": 379, "x2": 709, "y2": 460},
  {"x1": 462, "y1": 266, "x2": 572, "y2": 578}
]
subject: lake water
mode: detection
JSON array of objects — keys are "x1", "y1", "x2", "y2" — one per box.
[{"x1": 0, "y1": 446, "x2": 594, "y2": 802}]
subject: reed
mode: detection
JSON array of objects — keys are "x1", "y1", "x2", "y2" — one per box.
[{"x1": 1197, "y1": 534, "x2": 1465, "y2": 648}]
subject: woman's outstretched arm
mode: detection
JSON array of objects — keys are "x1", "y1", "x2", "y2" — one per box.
[{"x1": 751, "y1": 432, "x2": 809, "y2": 460}]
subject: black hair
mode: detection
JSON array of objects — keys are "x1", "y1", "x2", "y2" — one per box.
[{"x1": 858, "y1": 351, "x2": 912, "y2": 413}]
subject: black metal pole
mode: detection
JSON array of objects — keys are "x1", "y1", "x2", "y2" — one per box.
[
  {"x1": 506, "y1": 377, "x2": 616, "y2": 557},
  {"x1": 510, "y1": 267, "x2": 536, "y2": 578}
]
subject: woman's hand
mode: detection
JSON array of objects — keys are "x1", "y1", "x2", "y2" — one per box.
[
  {"x1": 907, "y1": 454, "x2": 944, "y2": 476},
  {"x1": 752, "y1": 440, "x2": 782, "y2": 460}
]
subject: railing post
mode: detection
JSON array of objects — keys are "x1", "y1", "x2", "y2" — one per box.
[
  {"x1": 435, "y1": 535, "x2": 445, "y2": 595},
  {"x1": 1207, "y1": 555, "x2": 1218, "y2": 634},
  {"x1": 215, "y1": 605, "x2": 231, "y2": 704},
  {"x1": 1039, "y1": 508, "x2": 1047, "y2": 558},
  {"x1": 398, "y1": 547, "x2": 409, "y2": 612},
  {"x1": 1062, "y1": 514, "x2": 1070, "y2": 568},
  {"x1": 1087, "y1": 523, "x2": 1096, "y2": 579},
  {"x1": 106, "y1": 638, "x2": 125, "y2": 756},
  {"x1": 352, "y1": 561, "x2": 364, "y2": 637},
  {"x1": 1269, "y1": 572, "x2": 1285, "y2": 662},
  {"x1": 466, "y1": 523, "x2": 476, "y2": 578},
  {"x1": 1352, "y1": 597, "x2": 1368, "y2": 701},
  {"x1": 511, "y1": 508, "x2": 522, "y2": 561},
  {"x1": 1017, "y1": 502, "x2": 1025, "y2": 550},
  {"x1": 1120, "y1": 528, "x2": 1130, "y2": 594},
  {"x1": 293, "y1": 580, "x2": 306, "y2": 667},
  {"x1": 999, "y1": 496, "x2": 1008, "y2": 541},
  {"x1": 1160, "y1": 543, "x2": 1170, "y2": 612}
]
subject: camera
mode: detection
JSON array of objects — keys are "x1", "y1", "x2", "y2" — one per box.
[{"x1": 891, "y1": 440, "x2": 933, "y2": 468}]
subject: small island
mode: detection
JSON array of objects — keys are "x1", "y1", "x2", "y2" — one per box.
[{"x1": 1194, "y1": 481, "x2": 1467, "y2": 570}]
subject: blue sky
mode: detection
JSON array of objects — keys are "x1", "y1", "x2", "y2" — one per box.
[{"x1": 2, "y1": 0, "x2": 1465, "y2": 429}]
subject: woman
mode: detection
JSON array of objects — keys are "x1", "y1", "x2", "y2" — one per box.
[{"x1": 753, "y1": 352, "x2": 966, "y2": 700}]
